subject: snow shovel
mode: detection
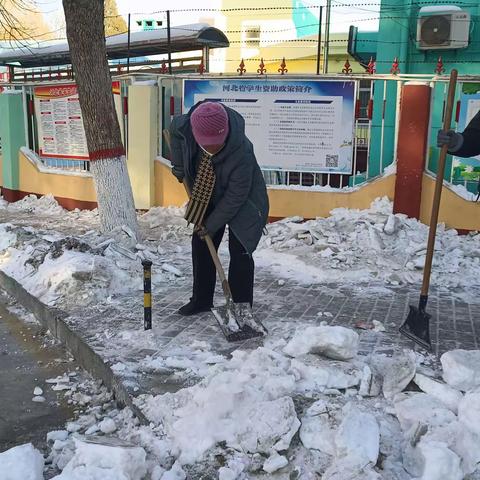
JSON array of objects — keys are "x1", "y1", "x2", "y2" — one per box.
[
  {"x1": 399, "y1": 69, "x2": 458, "y2": 350},
  {"x1": 182, "y1": 180, "x2": 267, "y2": 342}
]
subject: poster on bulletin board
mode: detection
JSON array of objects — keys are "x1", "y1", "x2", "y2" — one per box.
[
  {"x1": 183, "y1": 78, "x2": 355, "y2": 174},
  {"x1": 452, "y1": 84, "x2": 480, "y2": 182}
]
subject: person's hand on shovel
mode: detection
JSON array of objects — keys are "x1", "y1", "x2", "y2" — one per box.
[
  {"x1": 437, "y1": 129, "x2": 463, "y2": 152},
  {"x1": 194, "y1": 225, "x2": 209, "y2": 241}
]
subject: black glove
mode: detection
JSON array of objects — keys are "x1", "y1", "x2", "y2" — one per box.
[
  {"x1": 194, "y1": 225, "x2": 208, "y2": 240},
  {"x1": 171, "y1": 166, "x2": 184, "y2": 183},
  {"x1": 437, "y1": 129, "x2": 463, "y2": 152}
]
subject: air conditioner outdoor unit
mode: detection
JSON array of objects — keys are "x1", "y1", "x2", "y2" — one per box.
[{"x1": 417, "y1": 6, "x2": 470, "y2": 50}]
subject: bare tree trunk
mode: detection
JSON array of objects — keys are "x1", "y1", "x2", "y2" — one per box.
[{"x1": 62, "y1": 0, "x2": 138, "y2": 236}]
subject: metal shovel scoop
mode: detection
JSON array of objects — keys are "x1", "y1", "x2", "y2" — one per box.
[{"x1": 202, "y1": 234, "x2": 267, "y2": 342}]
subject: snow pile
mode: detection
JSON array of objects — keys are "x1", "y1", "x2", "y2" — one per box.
[
  {"x1": 0, "y1": 204, "x2": 189, "y2": 307},
  {"x1": 5, "y1": 193, "x2": 66, "y2": 215},
  {"x1": 138, "y1": 347, "x2": 300, "y2": 465},
  {"x1": 134, "y1": 338, "x2": 402, "y2": 471},
  {"x1": 52, "y1": 437, "x2": 147, "y2": 480},
  {"x1": 392, "y1": 348, "x2": 480, "y2": 478},
  {"x1": 0, "y1": 443, "x2": 44, "y2": 480},
  {"x1": 257, "y1": 196, "x2": 480, "y2": 292},
  {"x1": 131, "y1": 340, "x2": 480, "y2": 478},
  {"x1": 37, "y1": 337, "x2": 480, "y2": 479}
]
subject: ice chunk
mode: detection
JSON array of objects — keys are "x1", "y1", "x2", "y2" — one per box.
[
  {"x1": 334, "y1": 405, "x2": 379, "y2": 467},
  {"x1": 359, "y1": 365, "x2": 382, "y2": 397},
  {"x1": 417, "y1": 441, "x2": 463, "y2": 480},
  {"x1": 47, "y1": 430, "x2": 69, "y2": 443},
  {"x1": 33, "y1": 386, "x2": 43, "y2": 396},
  {"x1": 283, "y1": 325, "x2": 359, "y2": 361},
  {"x1": 323, "y1": 459, "x2": 381, "y2": 480},
  {"x1": 52, "y1": 437, "x2": 146, "y2": 480},
  {"x1": 372, "y1": 320, "x2": 385, "y2": 332},
  {"x1": 458, "y1": 392, "x2": 480, "y2": 436},
  {"x1": 99, "y1": 418, "x2": 117, "y2": 434},
  {"x1": 300, "y1": 412, "x2": 335, "y2": 455},
  {"x1": 161, "y1": 263, "x2": 182, "y2": 277},
  {"x1": 0, "y1": 443, "x2": 44, "y2": 480},
  {"x1": 218, "y1": 467, "x2": 237, "y2": 480},
  {"x1": 291, "y1": 357, "x2": 361, "y2": 392},
  {"x1": 453, "y1": 426, "x2": 480, "y2": 475},
  {"x1": 218, "y1": 457, "x2": 245, "y2": 480},
  {"x1": 381, "y1": 350, "x2": 416, "y2": 399},
  {"x1": 383, "y1": 214, "x2": 399, "y2": 235},
  {"x1": 413, "y1": 373, "x2": 463, "y2": 413},
  {"x1": 441, "y1": 350, "x2": 480, "y2": 391},
  {"x1": 263, "y1": 453, "x2": 288, "y2": 473},
  {"x1": 161, "y1": 461, "x2": 186, "y2": 480},
  {"x1": 66, "y1": 422, "x2": 81, "y2": 433},
  {"x1": 85, "y1": 424, "x2": 100, "y2": 436},
  {"x1": 394, "y1": 393, "x2": 456, "y2": 432},
  {"x1": 139, "y1": 348, "x2": 299, "y2": 464},
  {"x1": 32, "y1": 396, "x2": 46, "y2": 403}
]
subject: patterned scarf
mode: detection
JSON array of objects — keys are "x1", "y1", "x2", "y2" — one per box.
[{"x1": 184, "y1": 148, "x2": 216, "y2": 226}]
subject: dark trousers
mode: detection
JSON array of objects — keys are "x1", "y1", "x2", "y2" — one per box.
[{"x1": 191, "y1": 226, "x2": 254, "y2": 307}]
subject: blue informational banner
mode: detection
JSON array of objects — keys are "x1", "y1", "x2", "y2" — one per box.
[
  {"x1": 183, "y1": 78, "x2": 355, "y2": 174},
  {"x1": 453, "y1": 89, "x2": 480, "y2": 182}
]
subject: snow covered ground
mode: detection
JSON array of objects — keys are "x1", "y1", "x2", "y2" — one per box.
[
  {"x1": 256, "y1": 197, "x2": 480, "y2": 296},
  {"x1": 1, "y1": 194, "x2": 480, "y2": 479},
  {"x1": 1, "y1": 195, "x2": 478, "y2": 313},
  {"x1": 3, "y1": 333, "x2": 480, "y2": 479}
]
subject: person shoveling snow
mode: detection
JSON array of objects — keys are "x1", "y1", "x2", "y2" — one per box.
[{"x1": 168, "y1": 101, "x2": 269, "y2": 340}]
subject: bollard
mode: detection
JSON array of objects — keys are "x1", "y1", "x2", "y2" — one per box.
[{"x1": 142, "y1": 259, "x2": 153, "y2": 330}]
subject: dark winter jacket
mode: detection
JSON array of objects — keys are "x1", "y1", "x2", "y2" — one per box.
[
  {"x1": 169, "y1": 102, "x2": 269, "y2": 254},
  {"x1": 451, "y1": 110, "x2": 480, "y2": 158}
]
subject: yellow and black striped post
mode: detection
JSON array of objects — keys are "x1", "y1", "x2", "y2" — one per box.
[{"x1": 142, "y1": 259, "x2": 152, "y2": 330}]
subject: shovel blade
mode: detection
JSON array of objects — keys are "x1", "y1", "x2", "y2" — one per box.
[
  {"x1": 399, "y1": 305, "x2": 432, "y2": 350},
  {"x1": 212, "y1": 302, "x2": 267, "y2": 342}
]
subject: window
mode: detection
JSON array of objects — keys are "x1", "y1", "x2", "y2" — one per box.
[{"x1": 244, "y1": 26, "x2": 261, "y2": 47}]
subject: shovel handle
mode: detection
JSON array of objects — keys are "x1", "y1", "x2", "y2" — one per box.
[
  {"x1": 421, "y1": 69, "x2": 457, "y2": 297},
  {"x1": 183, "y1": 180, "x2": 233, "y2": 300}
]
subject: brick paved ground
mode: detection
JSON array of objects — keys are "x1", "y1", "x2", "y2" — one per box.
[
  {"x1": 142, "y1": 270, "x2": 480, "y2": 359},
  {"x1": 61, "y1": 261, "x2": 480, "y2": 402}
]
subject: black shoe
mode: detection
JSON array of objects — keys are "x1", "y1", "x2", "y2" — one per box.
[{"x1": 177, "y1": 301, "x2": 212, "y2": 316}]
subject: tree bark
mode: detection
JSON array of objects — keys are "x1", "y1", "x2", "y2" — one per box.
[{"x1": 62, "y1": 0, "x2": 138, "y2": 236}]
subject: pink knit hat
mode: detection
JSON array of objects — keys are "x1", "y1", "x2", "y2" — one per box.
[{"x1": 190, "y1": 102, "x2": 229, "y2": 147}]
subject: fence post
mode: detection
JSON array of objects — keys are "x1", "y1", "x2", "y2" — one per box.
[
  {"x1": 0, "y1": 92, "x2": 26, "y2": 202},
  {"x1": 393, "y1": 82, "x2": 432, "y2": 219},
  {"x1": 127, "y1": 83, "x2": 158, "y2": 209}
]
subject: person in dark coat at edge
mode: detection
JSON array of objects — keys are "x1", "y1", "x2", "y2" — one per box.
[
  {"x1": 169, "y1": 101, "x2": 269, "y2": 316},
  {"x1": 437, "y1": 110, "x2": 480, "y2": 198}
]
